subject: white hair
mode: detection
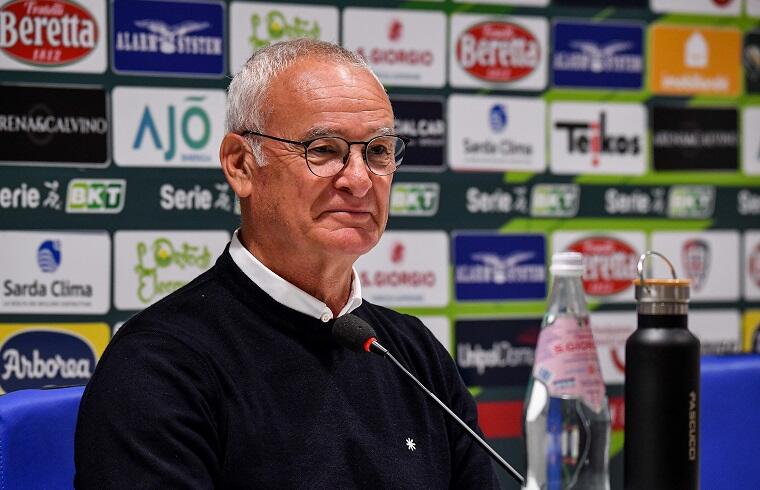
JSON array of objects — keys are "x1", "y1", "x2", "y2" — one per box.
[{"x1": 225, "y1": 39, "x2": 379, "y2": 165}]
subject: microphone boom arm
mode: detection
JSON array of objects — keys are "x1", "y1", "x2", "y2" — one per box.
[{"x1": 371, "y1": 340, "x2": 526, "y2": 486}]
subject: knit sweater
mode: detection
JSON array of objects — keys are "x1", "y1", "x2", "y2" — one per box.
[{"x1": 75, "y1": 248, "x2": 499, "y2": 489}]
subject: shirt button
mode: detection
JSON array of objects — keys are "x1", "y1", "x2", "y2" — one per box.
[{"x1": 320, "y1": 311, "x2": 332, "y2": 323}]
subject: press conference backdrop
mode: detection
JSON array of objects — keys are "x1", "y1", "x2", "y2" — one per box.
[{"x1": 1, "y1": 0, "x2": 760, "y2": 488}]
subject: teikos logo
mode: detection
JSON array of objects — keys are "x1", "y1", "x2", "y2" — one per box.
[
  {"x1": 113, "y1": 87, "x2": 224, "y2": 168},
  {"x1": 0, "y1": 323, "x2": 109, "y2": 393},
  {"x1": 228, "y1": 2, "x2": 338, "y2": 73},
  {"x1": 114, "y1": 230, "x2": 229, "y2": 310},
  {"x1": 650, "y1": 24, "x2": 741, "y2": 96},
  {"x1": 652, "y1": 107, "x2": 738, "y2": 171},
  {"x1": 0, "y1": 231, "x2": 110, "y2": 314},
  {"x1": 0, "y1": 0, "x2": 106, "y2": 72},
  {"x1": 449, "y1": 14, "x2": 547, "y2": 90},
  {"x1": 667, "y1": 185, "x2": 715, "y2": 219},
  {"x1": 389, "y1": 182, "x2": 439, "y2": 217},
  {"x1": 0, "y1": 85, "x2": 108, "y2": 167},
  {"x1": 66, "y1": 178, "x2": 125, "y2": 214},
  {"x1": 448, "y1": 94, "x2": 546, "y2": 172},
  {"x1": 391, "y1": 97, "x2": 445, "y2": 171},
  {"x1": 455, "y1": 318, "x2": 540, "y2": 387},
  {"x1": 553, "y1": 231, "x2": 645, "y2": 302},
  {"x1": 343, "y1": 9, "x2": 446, "y2": 88},
  {"x1": 551, "y1": 20, "x2": 644, "y2": 89},
  {"x1": 550, "y1": 102, "x2": 646, "y2": 175},
  {"x1": 354, "y1": 231, "x2": 448, "y2": 307},
  {"x1": 454, "y1": 233, "x2": 546, "y2": 301},
  {"x1": 651, "y1": 231, "x2": 740, "y2": 301},
  {"x1": 530, "y1": 184, "x2": 580, "y2": 218},
  {"x1": 112, "y1": 0, "x2": 225, "y2": 77},
  {"x1": 743, "y1": 107, "x2": 760, "y2": 176}
]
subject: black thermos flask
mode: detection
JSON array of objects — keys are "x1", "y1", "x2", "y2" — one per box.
[{"x1": 624, "y1": 252, "x2": 700, "y2": 490}]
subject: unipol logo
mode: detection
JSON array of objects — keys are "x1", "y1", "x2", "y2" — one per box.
[
  {"x1": 456, "y1": 21, "x2": 540, "y2": 82},
  {"x1": 0, "y1": 330, "x2": 95, "y2": 392},
  {"x1": 0, "y1": 0, "x2": 98, "y2": 66}
]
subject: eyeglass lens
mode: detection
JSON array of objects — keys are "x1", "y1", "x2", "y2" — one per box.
[{"x1": 305, "y1": 136, "x2": 405, "y2": 177}]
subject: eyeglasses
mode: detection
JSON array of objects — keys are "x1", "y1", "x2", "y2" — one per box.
[{"x1": 239, "y1": 130, "x2": 409, "y2": 177}]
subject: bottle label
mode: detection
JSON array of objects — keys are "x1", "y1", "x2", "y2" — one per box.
[{"x1": 532, "y1": 317, "x2": 606, "y2": 413}]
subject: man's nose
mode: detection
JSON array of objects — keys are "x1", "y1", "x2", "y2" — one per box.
[{"x1": 334, "y1": 146, "x2": 373, "y2": 197}]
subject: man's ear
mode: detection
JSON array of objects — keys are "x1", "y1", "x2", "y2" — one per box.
[{"x1": 220, "y1": 133, "x2": 256, "y2": 198}]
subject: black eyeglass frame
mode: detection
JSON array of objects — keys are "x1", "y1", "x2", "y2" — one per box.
[{"x1": 238, "y1": 130, "x2": 410, "y2": 177}]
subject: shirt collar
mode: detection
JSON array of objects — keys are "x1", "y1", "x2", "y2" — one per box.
[{"x1": 228, "y1": 229, "x2": 363, "y2": 323}]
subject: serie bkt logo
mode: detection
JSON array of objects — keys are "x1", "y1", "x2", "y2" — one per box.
[
  {"x1": 66, "y1": 179, "x2": 126, "y2": 214},
  {"x1": 389, "y1": 182, "x2": 439, "y2": 217}
]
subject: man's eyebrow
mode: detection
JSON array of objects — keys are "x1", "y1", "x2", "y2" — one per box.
[{"x1": 301, "y1": 126, "x2": 396, "y2": 140}]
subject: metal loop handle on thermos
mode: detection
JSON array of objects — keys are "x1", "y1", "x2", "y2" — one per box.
[{"x1": 637, "y1": 251, "x2": 677, "y2": 295}]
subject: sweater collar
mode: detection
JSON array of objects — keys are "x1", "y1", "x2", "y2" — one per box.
[{"x1": 228, "y1": 229, "x2": 363, "y2": 323}]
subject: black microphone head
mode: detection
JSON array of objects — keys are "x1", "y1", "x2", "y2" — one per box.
[{"x1": 332, "y1": 314, "x2": 377, "y2": 353}]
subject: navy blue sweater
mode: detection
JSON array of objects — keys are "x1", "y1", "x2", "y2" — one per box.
[{"x1": 75, "y1": 249, "x2": 499, "y2": 489}]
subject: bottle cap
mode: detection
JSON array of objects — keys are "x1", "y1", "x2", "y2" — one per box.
[{"x1": 550, "y1": 252, "x2": 584, "y2": 276}]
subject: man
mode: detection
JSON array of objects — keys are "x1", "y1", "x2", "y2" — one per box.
[{"x1": 75, "y1": 39, "x2": 499, "y2": 489}]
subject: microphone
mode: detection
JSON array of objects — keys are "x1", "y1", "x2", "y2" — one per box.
[{"x1": 331, "y1": 314, "x2": 525, "y2": 486}]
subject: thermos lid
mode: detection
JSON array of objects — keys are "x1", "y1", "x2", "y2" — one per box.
[{"x1": 634, "y1": 251, "x2": 690, "y2": 304}]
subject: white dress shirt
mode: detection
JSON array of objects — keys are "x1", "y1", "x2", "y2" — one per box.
[{"x1": 228, "y1": 229, "x2": 363, "y2": 323}]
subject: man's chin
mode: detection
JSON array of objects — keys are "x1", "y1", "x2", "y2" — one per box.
[{"x1": 322, "y1": 228, "x2": 380, "y2": 257}]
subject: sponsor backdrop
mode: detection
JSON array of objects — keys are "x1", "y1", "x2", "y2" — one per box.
[{"x1": 1, "y1": 0, "x2": 760, "y2": 488}]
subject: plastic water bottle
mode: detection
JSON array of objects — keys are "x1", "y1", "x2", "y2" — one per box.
[{"x1": 524, "y1": 252, "x2": 611, "y2": 490}]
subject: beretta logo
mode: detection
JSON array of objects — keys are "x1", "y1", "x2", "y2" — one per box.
[
  {"x1": 550, "y1": 102, "x2": 646, "y2": 175},
  {"x1": 229, "y1": 2, "x2": 337, "y2": 73},
  {"x1": 0, "y1": 0, "x2": 105, "y2": 72},
  {"x1": 389, "y1": 182, "x2": 439, "y2": 217},
  {"x1": 450, "y1": 14, "x2": 547, "y2": 90},
  {"x1": 344, "y1": 9, "x2": 446, "y2": 88},
  {"x1": 0, "y1": 323, "x2": 109, "y2": 393},
  {"x1": 564, "y1": 236, "x2": 639, "y2": 297},
  {"x1": 652, "y1": 106, "x2": 738, "y2": 171},
  {"x1": 113, "y1": 86, "x2": 224, "y2": 168},
  {"x1": 391, "y1": 97, "x2": 445, "y2": 171},
  {"x1": 355, "y1": 231, "x2": 448, "y2": 307},
  {"x1": 448, "y1": 94, "x2": 545, "y2": 172},
  {"x1": 455, "y1": 318, "x2": 540, "y2": 387},
  {"x1": 454, "y1": 233, "x2": 546, "y2": 301},
  {"x1": 112, "y1": 0, "x2": 225, "y2": 77},
  {"x1": 0, "y1": 85, "x2": 108, "y2": 167},
  {"x1": 66, "y1": 178, "x2": 126, "y2": 214},
  {"x1": 551, "y1": 20, "x2": 643, "y2": 89}
]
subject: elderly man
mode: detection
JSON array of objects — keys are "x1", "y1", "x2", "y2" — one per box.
[{"x1": 75, "y1": 39, "x2": 499, "y2": 488}]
